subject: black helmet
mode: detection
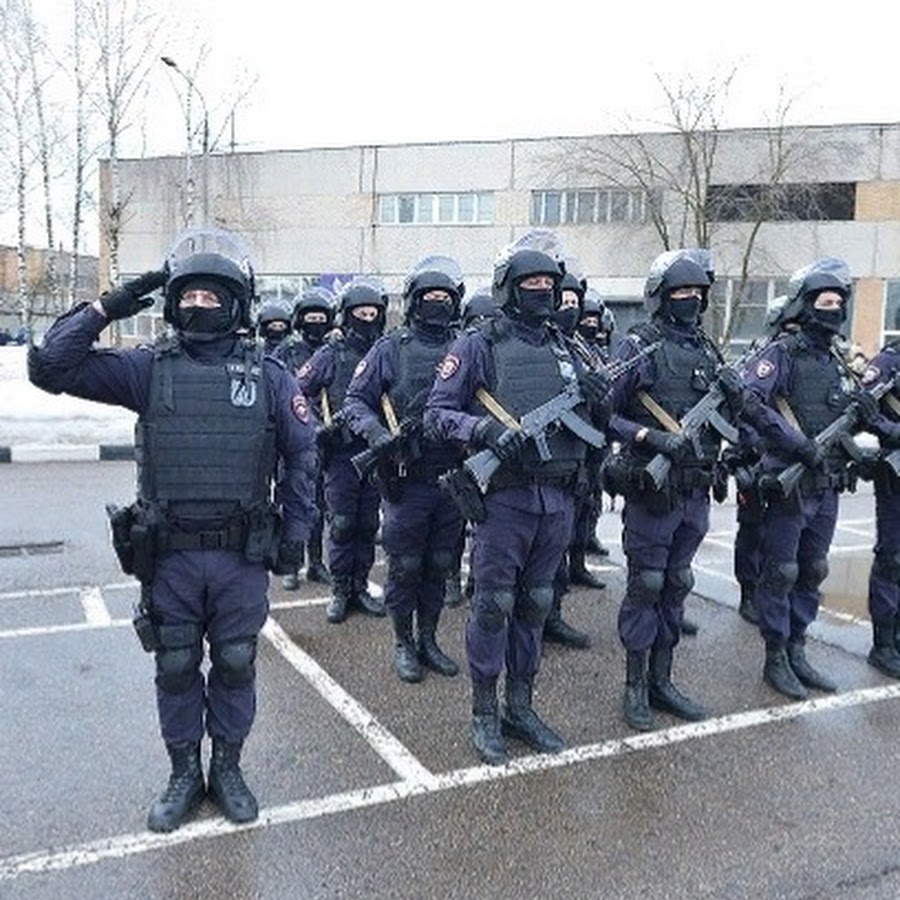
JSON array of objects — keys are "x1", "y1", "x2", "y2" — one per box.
[
  {"x1": 461, "y1": 285, "x2": 500, "y2": 327},
  {"x1": 255, "y1": 298, "x2": 293, "y2": 328},
  {"x1": 402, "y1": 255, "x2": 464, "y2": 324},
  {"x1": 338, "y1": 276, "x2": 389, "y2": 321},
  {"x1": 644, "y1": 249, "x2": 711, "y2": 316},
  {"x1": 781, "y1": 257, "x2": 852, "y2": 327},
  {"x1": 291, "y1": 286, "x2": 335, "y2": 332},
  {"x1": 492, "y1": 230, "x2": 565, "y2": 312},
  {"x1": 164, "y1": 228, "x2": 255, "y2": 331}
]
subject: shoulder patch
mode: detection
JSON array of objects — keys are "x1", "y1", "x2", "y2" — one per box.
[
  {"x1": 861, "y1": 365, "x2": 880, "y2": 385},
  {"x1": 353, "y1": 358, "x2": 367, "y2": 378},
  {"x1": 755, "y1": 359, "x2": 775, "y2": 379},
  {"x1": 437, "y1": 353, "x2": 461, "y2": 380},
  {"x1": 291, "y1": 393, "x2": 310, "y2": 424},
  {"x1": 297, "y1": 360, "x2": 313, "y2": 379}
]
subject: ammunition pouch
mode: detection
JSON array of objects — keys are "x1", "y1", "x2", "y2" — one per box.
[
  {"x1": 243, "y1": 503, "x2": 283, "y2": 571},
  {"x1": 132, "y1": 588, "x2": 160, "y2": 653},
  {"x1": 106, "y1": 502, "x2": 136, "y2": 576},
  {"x1": 438, "y1": 468, "x2": 487, "y2": 524},
  {"x1": 106, "y1": 501, "x2": 158, "y2": 584}
]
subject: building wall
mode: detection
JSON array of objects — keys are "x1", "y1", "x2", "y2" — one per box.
[{"x1": 102, "y1": 122, "x2": 900, "y2": 354}]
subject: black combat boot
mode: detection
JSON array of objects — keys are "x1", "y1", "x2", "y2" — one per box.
[
  {"x1": 647, "y1": 645, "x2": 707, "y2": 721},
  {"x1": 501, "y1": 677, "x2": 565, "y2": 753},
  {"x1": 543, "y1": 588, "x2": 591, "y2": 650},
  {"x1": 417, "y1": 606, "x2": 459, "y2": 676},
  {"x1": 763, "y1": 644, "x2": 808, "y2": 700},
  {"x1": 787, "y1": 640, "x2": 837, "y2": 693},
  {"x1": 326, "y1": 576, "x2": 354, "y2": 624},
  {"x1": 391, "y1": 611, "x2": 423, "y2": 683},
  {"x1": 208, "y1": 739, "x2": 258, "y2": 824},
  {"x1": 568, "y1": 548, "x2": 607, "y2": 589},
  {"x1": 680, "y1": 617, "x2": 699, "y2": 636},
  {"x1": 353, "y1": 574, "x2": 386, "y2": 617},
  {"x1": 623, "y1": 651, "x2": 653, "y2": 731},
  {"x1": 738, "y1": 583, "x2": 759, "y2": 624},
  {"x1": 443, "y1": 568, "x2": 463, "y2": 608},
  {"x1": 471, "y1": 678, "x2": 508, "y2": 765},
  {"x1": 586, "y1": 534, "x2": 609, "y2": 556},
  {"x1": 147, "y1": 741, "x2": 205, "y2": 833},
  {"x1": 305, "y1": 537, "x2": 330, "y2": 583},
  {"x1": 281, "y1": 569, "x2": 300, "y2": 591},
  {"x1": 868, "y1": 622, "x2": 900, "y2": 679}
]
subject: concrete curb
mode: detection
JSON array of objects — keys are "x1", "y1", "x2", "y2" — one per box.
[{"x1": 0, "y1": 444, "x2": 134, "y2": 463}]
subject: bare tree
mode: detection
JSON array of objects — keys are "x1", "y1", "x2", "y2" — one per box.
[
  {"x1": 78, "y1": 0, "x2": 162, "y2": 288},
  {"x1": 549, "y1": 72, "x2": 824, "y2": 348}
]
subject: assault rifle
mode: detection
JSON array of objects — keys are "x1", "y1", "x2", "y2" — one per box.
[
  {"x1": 643, "y1": 380, "x2": 740, "y2": 491},
  {"x1": 463, "y1": 343, "x2": 660, "y2": 494},
  {"x1": 776, "y1": 374, "x2": 899, "y2": 498}
]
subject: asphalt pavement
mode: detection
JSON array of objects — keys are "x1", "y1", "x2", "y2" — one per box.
[{"x1": 2, "y1": 461, "x2": 899, "y2": 900}]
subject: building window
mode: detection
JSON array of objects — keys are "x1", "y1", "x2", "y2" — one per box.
[
  {"x1": 706, "y1": 182, "x2": 856, "y2": 222},
  {"x1": 884, "y1": 280, "x2": 900, "y2": 340},
  {"x1": 377, "y1": 192, "x2": 495, "y2": 225},
  {"x1": 530, "y1": 187, "x2": 657, "y2": 225}
]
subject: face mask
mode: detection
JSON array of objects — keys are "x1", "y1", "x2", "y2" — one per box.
[
  {"x1": 348, "y1": 317, "x2": 382, "y2": 347},
  {"x1": 810, "y1": 307, "x2": 845, "y2": 334},
  {"x1": 554, "y1": 307, "x2": 579, "y2": 335},
  {"x1": 177, "y1": 304, "x2": 235, "y2": 337},
  {"x1": 577, "y1": 323, "x2": 600, "y2": 344},
  {"x1": 263, "y1": 325, "x2": 288, "y2": 345},
  {"x1": 666, "y1": 298, "x2": 701, "y2": 325},
  {"x1": 415, "y1": 300, "x2": 455, "y2": 329},
  {"x1": 302, "y1": 322, "x2": 330, "y2": 345},
  {"x1": 514, "y1": 287, "x2": 555, "y2": 322}
]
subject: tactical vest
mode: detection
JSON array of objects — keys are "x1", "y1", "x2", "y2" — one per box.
[
  {"x1": 136, "y1": 339, "x2": 275, "y2": 525},
  {"x1": 275, "y1": 336, "x2": 316, "y2": 375},
  {"x1": 484, "y1": 320, "x2": 587, "y2": 486},
  {"x1": 325, "y1": 338, "x2": 363, "y2": 411},
  {"x1": 624, "y1": 323, "x2": 721, "y2": 466},
  {"x1": 390, "y1": 328, "x2": 461, "y2": 475}
]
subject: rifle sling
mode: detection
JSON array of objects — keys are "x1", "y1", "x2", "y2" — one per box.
[
  {"x1": 475, "y1": 387, "x2": 521, "y2": 431},
  {"x1": 885, "y1": 393, "x2": 900, "y2": 418},
  {"x1": 774, "y1": 396, "x2": 803, "y2": 433},
  {"x1": 380, "y1": 394, "x2": 401, "y2": 436},
  {"x1": 637, "y1": 391, "x2": 682, "y2": 434},
  {"x1": 320, "y1": 389, "x2": 332, "y2": 427}
]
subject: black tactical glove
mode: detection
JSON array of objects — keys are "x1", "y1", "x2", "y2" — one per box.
[
  {"x1": 364, "y1": 424, "x2": 394, "y2": 452},
  {"x1": 471, "y1": 416, "x2": 524, "y2": 461},
  {"x1": 578, "y1": 369, "x2": 610, "y2": 407},
  {"x1": 717, "y1": 367, "x2": 745, "y2": 414},
  {"x1": 853, "y1": 390, "x2": 880, "y2": 428},
  {"x1": 99, "y1": 269, "x2": 168, "y2": 321},
  {"x1": 272, "y1": 539, "x2": 304, "y2": 576},
  {"x1": 643, "y1": 428, "x2": 689, "y2": 461},
  {"x1": 794, "y1": 439, "x2": 825, "y2": 468}
]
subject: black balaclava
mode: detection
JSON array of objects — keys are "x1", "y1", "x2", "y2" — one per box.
[
  {"x1": 345, "y1": 310, "x2": 384, "y2": 350},
  {"x1": 262, "y1": 320, "x2": 290, "y2": 350},
  {"x1": 554, "y1": 305, "x2": 580, "y2": 336},
  {"x1": 512, "y1": 283, "x2": 555, "y2": 324},
  {"x1": 176, "y1": 278, "x2": 238, "y2": 341},
  {"x1": 300, "y1": 316, "x2": 331, "y2": 347},
  {"x1": 801, "y1": 291, "x2": 846, "y2": 342}
]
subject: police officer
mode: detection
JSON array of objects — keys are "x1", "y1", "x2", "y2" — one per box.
[
  {"x1": 425, "y1": 232, "x2": 610, "y2": 765},
  {"x1": 854, "y1": 345, "x2": 900, "y2": 677},
  {"x1": 275, "y1": 286, "x2": 337, "y2": 588},
  {"x1": 344, "y1": 257, "x2": 466, "y2": 683},
  {"x1": 255, "y1": 297, "x2": 293, "y2": 354},
  {"x1": 608, "y1": 248, "x2": 737, "y2": 731},
  {"x1": 743, "y1": 258, "x2": 861, "y2": 699},
  {"x1": 298, "y1": 277, "x2": 388, "y2": 623},
  {"x1": 27, "y1": 228, "x2": 318, "y2": 832}
]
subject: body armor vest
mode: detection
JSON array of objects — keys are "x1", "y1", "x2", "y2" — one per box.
[
  {"x1": 276, "y1": 336, "x2": 316, "y2": 375},
  {"x1": 391, "y1": 328, "x2": 461, "y2": 473},
  {"x1": 485, "y1": 321, "x2": 587, "y2": 484},
  {"x1": 136, "y1": 339, "x2": 275, "y2": 524},
  {"x1": 625, "y1": 324, "x2": 721, "y2": 466},
  {"x1": 325, "y1": 338, "x2": 363, "y2": 411}
]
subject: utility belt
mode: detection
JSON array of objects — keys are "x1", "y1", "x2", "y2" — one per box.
[
  {"x1": 797, "y1": 468, "x2": 854, "y2": 495},
  {"x1": 106, "y1": 500, "x2": 282, "y2": 584},
  {"x1": 602, "y1": 454, "x2": 713, "y2": 498},
  {"x1": 487, "y1": 467, "x2": 576, "y2": 493}
]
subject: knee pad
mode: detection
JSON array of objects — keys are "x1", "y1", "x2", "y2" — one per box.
[
  {"x1": 797, "y1": 557, "x2": 829, "y2": 593},
  {"x1": 210, "y1": 638, "x2": 257, "y2": 688},
  {"x1": 473, "y1": 588, "x2": 516, "y2": 634},
  {"x1": 330, "y1": 514, "x2": 355, "y2": 545},
  {"x1": 872, "y1": 549, "x2": 900, "y2": 585},
  {"x1": 388, "y1": 553, "x2": 423, "y2": 586},
  {"x1": 423, "y1": 548, "x2": 455, "y2": 582},
  {"x1": 666, "y1": 566, "x2": 695, "y2": 604},
  {"x1": 517, "y1": 584, "x2": 555, "y2": 628},
  {"x1": 629, "y1": 567, "x2": 665, "y2": 606},
  {"x1": 155, "y1": 623, "x2": 202, "y2": 695},
  {"x1": 761, "y1": 559, "x2": 800, "y2": 595}
]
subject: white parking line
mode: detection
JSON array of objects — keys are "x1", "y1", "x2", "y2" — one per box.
[
  {"x1": 79, "y1": 586, "x2": 111, "y2": 626},
  {"x1": 3, "y1": 682, "x2": 899, "y2": 881}
]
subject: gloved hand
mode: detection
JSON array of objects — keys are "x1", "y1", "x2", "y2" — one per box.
[
  {"x1": 471, "y1": 416, "x2": 524, "y2": 461},
  {"x1": 643, "y1": 428, "x2": 689, "y2": 461},
  {"x1": 272, "y1": 539, "x2": 304, "y2": 576},
  {"x1": 853, "y1": 390, "x2": 881, "y2": 428},
  {"x1": 717, "y1": 367, "x2": 745, "y2": 414},
  {"x1": 364, "y1": 425, "x2": 394, "y2": 452},
  {"x1": 578, "y1": 369, "x2": 610, "y2": 407},
  {"x1": 794, "y1": 439, "x2": 825, "y2": 468},
  {"x1": 99, "y1": 269, "x2": 168, "y2": 321}
]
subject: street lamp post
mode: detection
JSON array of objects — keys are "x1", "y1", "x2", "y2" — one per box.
[{"x1": 161, "y1": 56, "x2": 210, "y2": 226}]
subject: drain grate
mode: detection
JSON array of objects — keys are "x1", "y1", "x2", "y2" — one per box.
[{"x1": 0, "y1": 540, "x2": 66, "y2": 558}]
